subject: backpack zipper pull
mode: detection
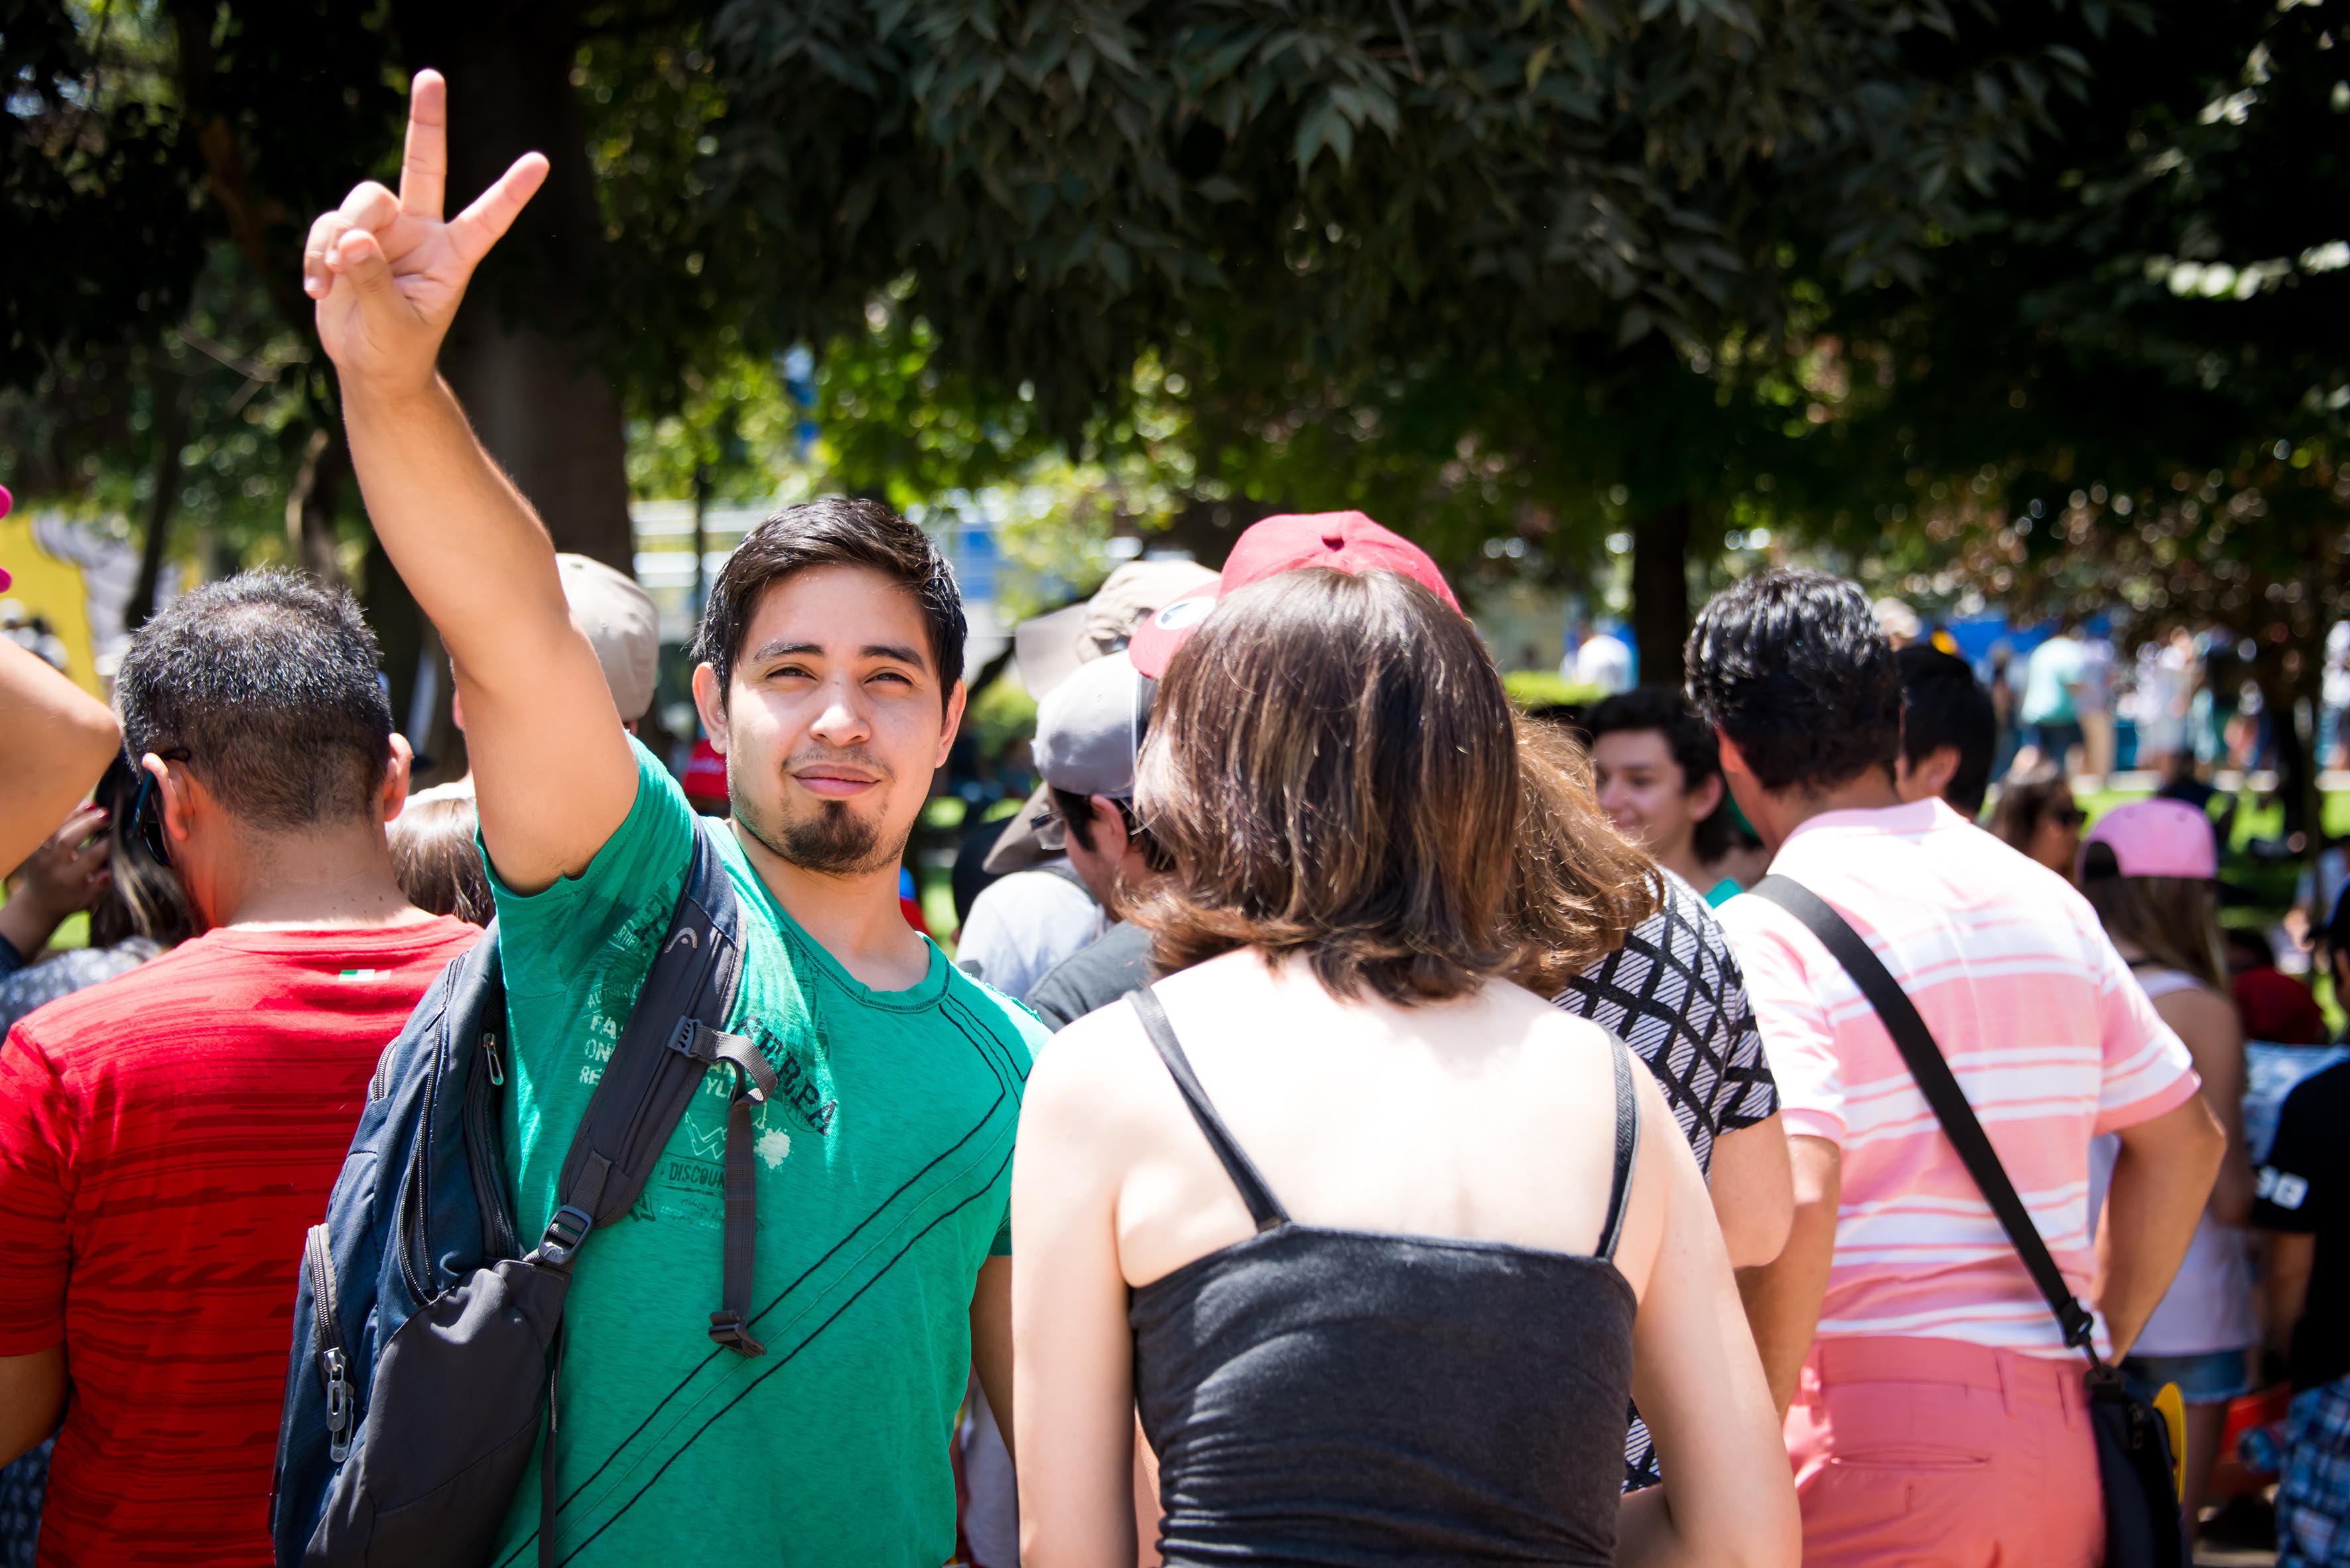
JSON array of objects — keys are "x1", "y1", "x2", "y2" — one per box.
[
  {"x1": 482, "y1": 1033, "x2": 504, "y2": 1087},
  {"x1": 322, "y1": 1347, "x2": 353, "y2": 1463}
]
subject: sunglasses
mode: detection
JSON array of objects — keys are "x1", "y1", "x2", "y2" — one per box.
[
  {"x1": 129, "y1": 748, "x2": 194, "y2": 866},
  {"x1": 2050, "y1": 805, "x2": 2087, "y2": 829}
]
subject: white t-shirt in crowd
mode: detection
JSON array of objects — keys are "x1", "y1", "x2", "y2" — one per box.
[
  {"x1": 1569, "y1": 633, "x2": 1634, "y2": 695},
  {"x1": 954, "y1": 862, "x2": 1106, "y2": 1002}
]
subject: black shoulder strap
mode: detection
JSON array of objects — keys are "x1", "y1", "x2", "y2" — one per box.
[
  {"x1": 1595, "y1": 1033, "x2": 1640, "y2": 1262},
  {"x1": 1128, "y1": 987, "x2": 1288, "y2": 1232},
  {"x1": 534, "y1": 821, "x2": 772, "y2": 1351},
  {"x1": 531, "y1": 822, "x2": 773, "y2": 1567},
  {"x1": 1748, "y1": 875, "x2": 2101, "y2": 1362}
]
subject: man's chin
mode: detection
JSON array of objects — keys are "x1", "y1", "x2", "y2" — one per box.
[{"x1": 736, "y1": 797, "x2": 903, "y2": 878}]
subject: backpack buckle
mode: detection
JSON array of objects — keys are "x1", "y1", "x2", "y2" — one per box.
[
  {"x1": 538, "y1": 1205, "x2": 594, "y2": 1269},
  {"x1": 708, "y1": 1310, "x2": 766, "y2": 1356}
]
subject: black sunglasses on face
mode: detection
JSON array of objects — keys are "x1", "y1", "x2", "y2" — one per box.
[
  {"x1": 2050, "y1": 805, "x2": 2087, "y2": 828},
  {"x1": 129, "y1": 748, "x2": 194, "y2": 866}
]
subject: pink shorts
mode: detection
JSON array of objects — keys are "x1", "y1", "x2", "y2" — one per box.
[{"x1": 1787, "y1": 1335, "x2": 2105, "y2": 1568}]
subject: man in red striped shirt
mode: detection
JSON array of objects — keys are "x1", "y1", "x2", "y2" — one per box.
[{"x1": 0, "y1": 572, "x2": 479, "y2": 1565}]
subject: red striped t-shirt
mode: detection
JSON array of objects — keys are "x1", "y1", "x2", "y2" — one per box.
[
  {"x1": 1717, "y1": 800, "x2": 2197, "y2": 1358},
  {"x1": 0, "y1": 918, "x2": 479, "y2": 1566}
]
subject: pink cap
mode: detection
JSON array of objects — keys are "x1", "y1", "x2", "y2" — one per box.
[
  {"x1": 2081, "y1": 798, "x2": 2217, "y2": 880},
  {"x1": 0, "y1": 483, "x2": 11, "y2": 590},
  {"x1": 1128, "y1": 511, "x2": 1460, "y2": 678}
]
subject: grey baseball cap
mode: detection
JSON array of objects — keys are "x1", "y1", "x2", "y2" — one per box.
[
  {"x1": 1035, "y1": 651, "x2": 1151, "y2": 797},
  {"x1": 556, "y1": 553, "x2": 660, "y2": 724},
  {"x1": 983, "y1": 652, "x2": 1155, "y2": 874}
]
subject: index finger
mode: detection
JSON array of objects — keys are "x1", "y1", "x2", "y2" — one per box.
[
  {"x1": 43, "y1": 803, "x2": 109, "y2": 854},
  {"x1": 400, "y1": 68, "x2": 448, "y2": 219}
]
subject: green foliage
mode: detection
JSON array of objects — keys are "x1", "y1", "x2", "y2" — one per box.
[
  {"x1": 702, "y1": 0, "x2": 2119, "y2": 454},
  {"x1": 966, "y1": 671, "x2": 1039, "y2": 755},
  {"x1": 1502, "y1": 670, "x2": 1604, "y2": 712}
]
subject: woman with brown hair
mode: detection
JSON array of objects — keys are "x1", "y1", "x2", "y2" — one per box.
[
  {"x1": 2081, "y1": 799, "x2": 2258, "y2": 1543},
  {"x1": 1010, "y1": 568, "x2": 1796, "y2": 1568},
  {"x1": 1991, "y1": 763, "x2": 2085, "y2": 880}
]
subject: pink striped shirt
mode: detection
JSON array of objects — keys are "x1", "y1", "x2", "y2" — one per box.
[{"x1": 1717, "y1": 799, "x2": 2199, "y2": 1358}]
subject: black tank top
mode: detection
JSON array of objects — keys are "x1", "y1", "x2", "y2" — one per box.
[{"x1": 1126, "y1": 987, "x2": 1642, "y2": 1567}]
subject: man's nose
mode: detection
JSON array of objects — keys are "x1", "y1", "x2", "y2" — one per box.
[{"x1": 808, "y1": 679, "x2": 872, "y2": 745}]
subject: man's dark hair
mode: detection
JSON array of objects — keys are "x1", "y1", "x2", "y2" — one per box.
[
  {"x1": 693, "y1": 497, "x2": 966, "y2": 702},
  {"x1": 1684, "y1": 568, "x2": 1902, "y2": 794},
  {"x1": 1896, "y1": 645, "x2": 1998, "y2": 818},
  {"x1": 1585, "y1": 685, "x2": 1734, "y2": 862},
  {"x1": 1049, "y1": 786, "x2": 1171, "y2": 874},
  {"x1": 115, "y1": 569, "x2": 394, "y2": 829}
]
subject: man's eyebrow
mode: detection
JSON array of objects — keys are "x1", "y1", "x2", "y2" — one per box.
[{"x1": 744, "y1": 639, "x2": 929, "y2": 669}]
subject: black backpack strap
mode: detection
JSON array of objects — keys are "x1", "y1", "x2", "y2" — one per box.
[
  {"x1": 530, "y1": 822, "x2": 764, "y2": 1567},
  {"x1": 538, "y1": 821, "x2": 748, "y2": 1244},
  {"x1": 702, "y1": 1024, "x2": 779, "y2": 1354},
  {"x1": 1748, "y1": 875, "x2": 2102, "y2": 1362}
]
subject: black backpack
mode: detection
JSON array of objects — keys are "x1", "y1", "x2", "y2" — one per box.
[{"x1": 273, "y1": 822, "x2": 778, "y2": 1568}]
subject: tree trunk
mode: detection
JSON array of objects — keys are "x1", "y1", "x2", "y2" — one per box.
[
  {"x1": 1630, "y1": 500, "x2": 1692, "y2": 692},
  {"x1": 395, "y1": 0, "x2": 635, "y2": 574},
  {"x1": 128, "y1": 375, "x2": 192, "y2": 629},
  {"x1": 285, "y1": 425, "x2": 348, "y2": 585},
  {"x1": 2274, "y1": 624, "x2": 2327, "y2": 852}
]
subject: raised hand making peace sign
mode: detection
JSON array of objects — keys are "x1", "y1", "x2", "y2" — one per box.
[{"x1": 303, "y1": 70, "x2": 548, "y2": 397}]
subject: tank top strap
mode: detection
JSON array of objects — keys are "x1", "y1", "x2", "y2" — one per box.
[
  {"x1": 1128, "y1": 987, "x2": 1289, "y2": 1232},
  {"x1": 1595, "y1": 1032, "x2": 1641, "y2": 1262}
]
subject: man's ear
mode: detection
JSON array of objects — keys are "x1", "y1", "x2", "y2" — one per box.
[
  {"x1": 379, "y1": 734, "x2": 415, "y2": 823},
  {"x1": 1919, "y1": 744, "x2": 1961, "y2": 798},
  {"x1": 937, "y1": 679, "x2": 968, "y2": 768},
  {"x1": 142, "y1": 751, "x2": 198, "y2": 854},
  {"x1": 1688, "y1": 771, "x2": 1726, "y2": 820},
  {"x1": 1088, "y1": 793, "x2": 1130, "y2": 862},
  {"x1": 691, "y1": 663, "x2": 728, "y2": 755}
]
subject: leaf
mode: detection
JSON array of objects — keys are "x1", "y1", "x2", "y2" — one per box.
[
  {"x1": 1069, "y1": 43, "x2": 1096, "y2": 99},
  {"x1": 1295, "y1": 98, "x2": 1353, "y2": 171},
  {"x1": 1526, "y1": 42, "x2": 1555, "y2": 90}
]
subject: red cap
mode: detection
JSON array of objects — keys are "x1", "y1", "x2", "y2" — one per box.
[
  {"x1": 2233, "y1": 966, "x2": 2328, "y2": 1047},
  {"x1": 1127, "y1": 511, "x2": 1460, "y2": 678},
  {"x1": 684, "y1": 738, "x2": 729, "y2": 804}
]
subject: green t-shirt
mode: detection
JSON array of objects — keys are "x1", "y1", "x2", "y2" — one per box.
[{"x1": 484, "y1": 740, "x2": 1042, "y2": 1567}]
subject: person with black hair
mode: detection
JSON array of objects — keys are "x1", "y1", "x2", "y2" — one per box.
[
  {"x1": 2254, "y1": 888, "x2": 2350, "y2": 1567},
  {"x1": 1689, "y1": 568, "x2": 2224, "y2": 1568},
  {"x1": 1585, "y1": 686, "x2": 1742, "y2": 904},
  {"x1": 302, "y1": 76, "x2": 1042, "y2": 1565},
  {"x1": 0, "y1": 571, "x2": 479, "y2": 1564},
  {"x1": 1892, "y1": 645, "x2": 1998, "y2": 820},
  {"x1": 0, "y1": 757, "x2": 196, "y2": 1036}
]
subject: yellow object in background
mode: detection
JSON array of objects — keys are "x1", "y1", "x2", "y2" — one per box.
[
  {"x1": 2153, "y1": 1381, "x2": 2188, "y2": 1497},
  {"x1": 0, "y1": 513, "x2": 106, "y2": 697}
]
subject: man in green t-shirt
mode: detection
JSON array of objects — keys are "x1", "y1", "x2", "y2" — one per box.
[{"x1": 300, "y1": 74, "x2": 1045, "y2": 1565}]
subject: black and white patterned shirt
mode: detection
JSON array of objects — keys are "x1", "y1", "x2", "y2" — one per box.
[{"x1": 1554, "y1": 871, "x2": 1779, "y2": 1490}]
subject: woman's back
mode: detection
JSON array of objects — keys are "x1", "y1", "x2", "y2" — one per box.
[
  {"x1": 1116, "y1": 963, "x2": 1641, "y2": 1564},
  {"x1": 1008, "y1": 563, "x2": 1793, "y2": 1568}
]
